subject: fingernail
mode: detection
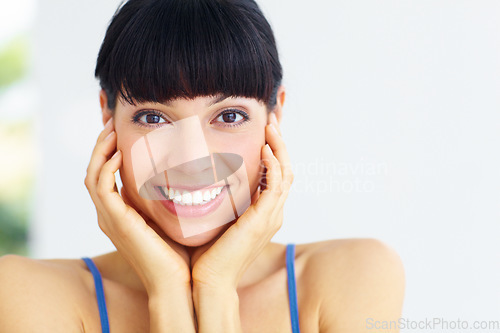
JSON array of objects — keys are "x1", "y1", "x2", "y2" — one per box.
[
  {"x1": 112, "y1": 150, "x2": 121, "y2": 158},
  {"x1": 265, "y1": 143, "x2": 272, "y2": 153},
  {"x1": 105, "y1": 118, "x2": 113, "y2": 128}
]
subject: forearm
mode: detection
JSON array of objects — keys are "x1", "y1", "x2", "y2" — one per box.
[
  {"x1": 193, "y1": 284, "x2": 243, "y2": 333},
  {"x1": 148, "y1": 283, "x2": 197, "y2": 333}
]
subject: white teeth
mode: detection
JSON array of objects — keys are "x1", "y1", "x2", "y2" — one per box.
[
  {"x1": 202, "y1": 190, "x2": 211, "y2": 202},
  {"x1": 174, "y1": 189, "x2": 182, "y2": 202},
  {"x1": 192, "y1": 190, "x2": 203, "y2": 205},
  {"x1": 162, "y1": 186, "x2": 225, "y2": 205},
  {"x1": 181, "y1": 191, "x2": 192, "y2": 205}
]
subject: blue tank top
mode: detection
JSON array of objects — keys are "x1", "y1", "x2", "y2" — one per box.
[{"x1": 82, "y1": 243, "x2": 300, "y2": 332}]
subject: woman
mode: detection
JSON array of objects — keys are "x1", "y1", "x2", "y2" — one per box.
[{"x1": 0, "y1": 0, "x2": 405, "y2": 332}]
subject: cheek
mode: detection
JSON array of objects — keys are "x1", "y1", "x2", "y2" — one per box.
[
  {"x1": 213, "y1": 135, "x2": 264, "y2": 190},
  {"x1": 115, "y1": 127, "x2": 143, "y2": 194},
  {"x1": 240, "y1": 143, "x2": 263, "y2": 177}
]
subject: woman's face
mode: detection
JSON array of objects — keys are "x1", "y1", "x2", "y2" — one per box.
[{"x1": 110, "y1": 94, "x2": 270, "y2": 247}]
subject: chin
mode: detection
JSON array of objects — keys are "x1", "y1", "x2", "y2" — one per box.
[{"x1": 166, "y1": 220, "x2": 235, "y2": 248}]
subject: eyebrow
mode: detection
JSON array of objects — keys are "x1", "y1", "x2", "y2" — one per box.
[
  {"x1": 208, "y1": 94, "x2": 230, "y2": 106},
  {"x1": 161, "y1": 94, "x2": 230, "y2": 107}
]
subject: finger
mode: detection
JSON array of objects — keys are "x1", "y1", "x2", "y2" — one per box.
[
  {"x1": 254, "y1": 143, "x2": 282, "y2": 208},
  {"x1": 96, "y1": 150, "x2": 127, "y2": 213},
  {"x1": 97, "y1": 153, "x2": 160, "y2": 244},
  {"x1": 265, "y1": 124, "x2": 294, "y2": 191},
  {"x1": 121, "y1": 186, "x2": 151, "y2": 222},
  {"x1": 86, "y1": 130, "x2": 117, "y2": 190},
  {"x1": 95, "y1": 151, "x2": 151, "y2": 247},
  {"x1": 267, "y1": 111, "x2": 282, "y2": 136},
  {"x1": 96, "y1": 118, "x2": 114, "y2": 143},
  {"x1": 250, "y1": 185, "x2": 260, "y2": 205},
  {"x1": 120, "y1": 186, "x2": 134, "y2": 207},
  {"x1": 85, "y1": 119, "x2": 115, "y2": 183}
]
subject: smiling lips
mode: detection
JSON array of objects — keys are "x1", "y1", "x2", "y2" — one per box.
[
  {"x1": 157, "y1": 185, "x2": 226, "y2": 206},
  {"x1": 155, "y1": 184, "x2": 231, "y2": 219}
]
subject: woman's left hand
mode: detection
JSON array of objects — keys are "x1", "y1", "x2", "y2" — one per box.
[{"x1": 190, "y1": 112, "x2": 294, "y2": 290}]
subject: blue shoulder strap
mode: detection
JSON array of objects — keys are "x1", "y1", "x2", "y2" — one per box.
[
  {"x1": 82, "y1": 257, "x2": 110, "y2": 333},
  {"x1": 286, "y1": 243, "x2": 301, "y2": 333}
]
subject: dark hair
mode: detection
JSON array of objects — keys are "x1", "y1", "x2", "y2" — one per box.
[{"x1": 95, "y1": 0, "x2": 282, "y2": 113}]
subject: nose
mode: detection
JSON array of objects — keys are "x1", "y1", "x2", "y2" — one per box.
[
  {"x1": 173, "y1": 155, "x2": 213, "y2": 177},
  {"x1": 148, "y1": 115, "x2": 216, "y2": 186},
  {"x1": 170, "y1": 116, "x2": 211, "y2": 173}
]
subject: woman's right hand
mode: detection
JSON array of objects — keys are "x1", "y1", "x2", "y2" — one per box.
[{"x1": 84, "y1": 118, "x2": 191, "y2": 295}]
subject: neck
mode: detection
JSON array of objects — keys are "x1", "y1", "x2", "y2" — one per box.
[{"x1": 93, "y1": 241, "x2": 283, "y2": 295}]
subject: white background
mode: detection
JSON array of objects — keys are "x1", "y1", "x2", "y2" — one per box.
[{"x1": 26, "y1": 0, "x2": 500, "y2": 330}]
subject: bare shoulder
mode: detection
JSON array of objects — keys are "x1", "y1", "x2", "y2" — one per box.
[
  {"x1": 0, "y1": 254, "x2": 91, "y2": 332},
  {"x1": 298, "y1": 238, "x2": 405, "y2": 333}
]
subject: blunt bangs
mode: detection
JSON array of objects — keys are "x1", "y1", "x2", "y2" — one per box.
[{"x1": 95, "y1": 0, "x2": 282, "y2": 111}]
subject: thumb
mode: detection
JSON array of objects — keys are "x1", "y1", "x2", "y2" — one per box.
[
  {"x1": 120, "y1": 186, "x2": 132, "y2": 205},
  {"x1": 120, "y1": 186, "x2": 150, "y2": 221}
]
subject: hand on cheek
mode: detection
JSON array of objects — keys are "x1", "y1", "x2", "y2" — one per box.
[
  {"x1": 190, "y1": 113, "x2": 294, "y2": 289},
  {"x1": 84, "y1": 119, "x2": 192, "y2": 292}
]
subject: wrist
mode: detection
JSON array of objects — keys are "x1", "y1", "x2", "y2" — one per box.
[
  {"x1": 148, "y1": 280, "x2": 192, "y2": 300},
  {"x1": 193, "y1": 285, "x2": 242, "y2": 333},
  {"x1": 193, "y1": 283, "x2": 238, "y2": 299},
  {"x1": 148, "y1": 284, "x2": 196, "y2": 333},
  {"x1": 192, "y1": 284, "x2": 240, "y2": 317}
]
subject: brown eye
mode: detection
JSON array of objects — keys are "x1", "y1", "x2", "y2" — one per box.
[
  {"x1": 132, "y1": 110, "x2": 168, "y2": 127},
  {"x1": 145, "y1": 114, "x2": 162, "y2": 124},
  {"x1": 213, "y1": 109, "x2": 249, "y2": 127},
  {"x1": 222, "y1": 112, "x2": 238, "y2": 123}
]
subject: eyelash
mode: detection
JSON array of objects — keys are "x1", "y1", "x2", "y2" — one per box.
[
  {"x1": 131, "y1": 110, "x2": 167, "y2": 128},
  {"x1": 214, "y1": 109, "x2": 250, "y2": 128},
  {"x1": 131, "y1": 109, "x2": 250, "y2": 128}
]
